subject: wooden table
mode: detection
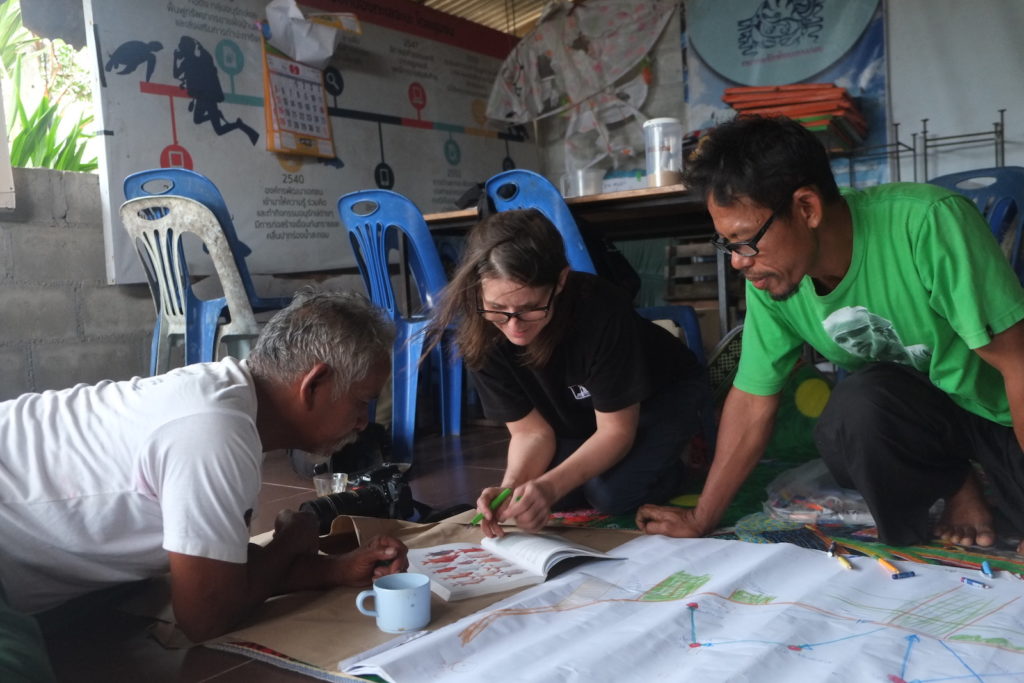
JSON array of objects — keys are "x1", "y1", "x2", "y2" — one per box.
[
  {"x1": 425, "y1": 184, "x2": 711, "y2": 238},
  {"x1": 424, "y1": 184, "x2": 735, "y2": 336}
]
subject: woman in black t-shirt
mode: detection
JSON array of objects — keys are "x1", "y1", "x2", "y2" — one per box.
[{"x1": 426, "y1": 209, "x2": 706, "y2": 537}]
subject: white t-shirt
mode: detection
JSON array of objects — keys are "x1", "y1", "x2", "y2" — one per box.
[{"x1": 0, "y1": 358, "x2": 264, "y2": 613}]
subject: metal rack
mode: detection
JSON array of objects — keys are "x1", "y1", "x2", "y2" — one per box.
[
  {"x1": 920, "y1": 109, "x2": 1005, "y2": 180},
  {"x1": 832, "y1": 121, "x2": 916, "y2": 186},
  {"x1": 831, "y1": 110, "x2": 1007, "y2": 185}
]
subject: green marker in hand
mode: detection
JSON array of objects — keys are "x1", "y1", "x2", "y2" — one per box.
[{"x1": 470, "y1": 487, "x2": 513, "y2": 525}]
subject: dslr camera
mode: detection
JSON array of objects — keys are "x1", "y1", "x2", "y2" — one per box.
[{"x1": 300, "y1": 464, "x2": 414, "y2": 534}]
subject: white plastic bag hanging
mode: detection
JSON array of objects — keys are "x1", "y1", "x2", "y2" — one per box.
[
  {"x1": 264, "y1": 0, "x2": 361, "y2": 68},
  {"x1": 562, "y1": 78, "x2": 648, "y2": 176},
  {"x1": 484, "y1": 0, "x2": 675, "y2": 176}
]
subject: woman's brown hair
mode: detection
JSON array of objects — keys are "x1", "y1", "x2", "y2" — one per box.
[{"x1": 425, "y1": 209, "x2": 572, "y2": 370}]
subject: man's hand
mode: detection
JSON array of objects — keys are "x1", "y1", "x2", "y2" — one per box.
[
  {"x1": 635, "y1": 504, "x2": 707, "y2": 537},
  {"x1": 333, "y1": 535, "x2": 409, "y2": 587}
]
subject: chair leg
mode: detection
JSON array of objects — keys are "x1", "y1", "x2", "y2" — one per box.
[
  {"x1": 223, "y1": 335, "x2": 254, "y2": 361},
  {"x1": 150, "y1": 319, "x2": 163, "y2": 376},
  {"x1": 389, "y1": 326, "x2": 424, "y2": 465},
  {"x1": 436, "y1": 342, "x2": 462, "y2": 436}
]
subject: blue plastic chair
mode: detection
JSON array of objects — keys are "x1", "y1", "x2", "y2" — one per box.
[
  {"x1": 637, "y1": 305, "x2": 706, "y2": 365},
  {"x1": 637, "y1": 305, "x2": 717, "y2": 452},
  {"x1": 337, "y1": 189, "x2": 463, "y2": 464},
  {"x1": 484, "y1": 169, "x2": 597, "y2": 274},
  {"x1": 928, "y1": 166, "x2": 1024, "y2": 284},
  {"x1": 124, "y1": 168, "x2": 291, "y2": 374}
]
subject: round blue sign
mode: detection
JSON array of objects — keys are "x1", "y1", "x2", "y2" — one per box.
[{"x1": 688, "y1": 0, "x2": 879, "y2": 85}]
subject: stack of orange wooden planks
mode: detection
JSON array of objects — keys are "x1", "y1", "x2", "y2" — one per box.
[{"x1": 723, "y1": 83, "x2": 867, "y2": 153}]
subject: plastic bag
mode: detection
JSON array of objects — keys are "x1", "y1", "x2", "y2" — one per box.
[
  {"x1": 264, "y1": 0, "x2": 361, "y2": 68},
  {"x1": 763, "y1": 459, "x2": 875, "y2": 526}
]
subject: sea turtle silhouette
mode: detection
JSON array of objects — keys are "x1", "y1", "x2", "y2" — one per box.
[{"x1": 105, "y1": 40, "x2": 163, "y2": 82}]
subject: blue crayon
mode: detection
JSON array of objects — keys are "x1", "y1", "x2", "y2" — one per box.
[
  {"x1": 891, "y1": 571, "x2": 916, "y2": 580},
  {"x1": 981, "y1": 560, "x2": 994, "y2": 578},
  {"x1": 961, "y1": 576, "x2": 991, "y2": 589}
]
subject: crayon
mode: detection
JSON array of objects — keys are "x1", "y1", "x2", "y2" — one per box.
[
  {"x1": 877, "y1": 557, "x2": 899, "y2": 574},
  {"x1": 470, "y1": 488, "x2": 512, "y2": 525}
]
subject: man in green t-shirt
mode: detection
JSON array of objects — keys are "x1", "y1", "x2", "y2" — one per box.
[{"x1": 636, "y1": 115, "x2": 1024, "y2": 553}]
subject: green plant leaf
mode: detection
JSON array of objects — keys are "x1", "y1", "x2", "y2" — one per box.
[
  {"x1": 0, "y1": 0, "x2": 35, "y2": 76},
  {"x1": 3, "y1": 0, "x2": 97, "y2": 172}
]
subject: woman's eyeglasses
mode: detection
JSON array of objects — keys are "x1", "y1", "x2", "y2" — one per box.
[{"x1": 477, "y1": 286, "x2": 556, "y2": 324}]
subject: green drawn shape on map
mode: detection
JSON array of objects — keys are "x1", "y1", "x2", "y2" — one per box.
[
  {"x1": 641, "y1": 571, "x2": 709, "y2": 601},
  {"x1": 729, "y1": 589, "x2": 774, "y2": 605},
  {"x1": 949, "y1": 634, "x2": 1024, "y2": 651},
  {"x1": 886, "y1": 593, "x2": 1000, "y2": 637}
]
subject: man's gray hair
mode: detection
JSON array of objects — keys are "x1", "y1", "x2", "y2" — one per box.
[{"x1": 248, "y1": 287, "x2": 395, "y2": 395}]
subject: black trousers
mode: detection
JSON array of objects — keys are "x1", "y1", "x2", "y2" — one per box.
[
  {"x1": 551, "y1": 370, "x2": 710, "y2": 515},
  {"x1": 814, "y1": 362, "x2": 1024, "y2": 545}
]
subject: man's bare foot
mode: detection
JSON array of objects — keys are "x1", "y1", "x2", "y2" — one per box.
[{"x1": 933, "y1": 471, "x2": 996, "y2": 548}]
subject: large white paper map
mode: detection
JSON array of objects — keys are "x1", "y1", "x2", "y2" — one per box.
[{"x1": 346, "y1": 535, "x2": 1024, "y2": 682}]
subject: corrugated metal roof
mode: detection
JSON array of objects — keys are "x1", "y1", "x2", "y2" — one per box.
[{"x1": 418, "y1": 0, "x2": 551, "y2": 36}]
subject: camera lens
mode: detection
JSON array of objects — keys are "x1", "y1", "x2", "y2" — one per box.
[
  {"x1": 300, "y1": 487, "x2": 389, "y2": 534},
  {"x1": 298, "y1": 464, "x2": 415, "y2": 533}
]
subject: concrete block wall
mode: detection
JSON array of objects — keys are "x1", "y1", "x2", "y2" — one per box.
[
  {"x1": 0, "y1": 167, "x2": 364, "y2": 401},
  {"x1": 0, "y1": 168, "x2": 152, "y2": 399}
]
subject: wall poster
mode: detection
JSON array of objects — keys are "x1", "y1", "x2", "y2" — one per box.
[
  {"x1": 85, "y1": 0, "x2": 536, "y2": 283},
  {"x1": 683, "y1": 0, "x2": 890, "y2": 187}
]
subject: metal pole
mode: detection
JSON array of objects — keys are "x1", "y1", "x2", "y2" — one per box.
[{"x1": 920, "y1": 118, "x2": 929, "y2": 181}]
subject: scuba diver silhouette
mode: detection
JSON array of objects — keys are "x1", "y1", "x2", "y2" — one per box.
[{"x1": 173, "y1": 36, "x2": 259, "y2": 145}]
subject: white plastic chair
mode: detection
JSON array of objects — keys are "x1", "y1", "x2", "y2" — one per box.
[{"x1": 119, "y1": 195, "x2": 260, "y2": 373}]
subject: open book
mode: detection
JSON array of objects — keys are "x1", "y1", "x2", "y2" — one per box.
[{"x1": 407, "y1": 532, "x2": 621, "y2": 601}]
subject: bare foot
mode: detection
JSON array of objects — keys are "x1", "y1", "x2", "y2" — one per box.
[{"x1": 933, "y1": 471, "x2": 996, "y2": 547}]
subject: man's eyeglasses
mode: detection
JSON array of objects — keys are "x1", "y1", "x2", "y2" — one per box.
[
  {"x1": 477, "y1": 286, "x2": 556, "y2": 324},
  {"x1": 710, "y1": 205, "x2": 781, "y2": 257}
]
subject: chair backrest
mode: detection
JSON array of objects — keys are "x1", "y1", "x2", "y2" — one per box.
[
  {"x1": 124, "y1": 168, "x2": 262, "y2": 301},
  {"x1": 119, "y1": 195, "x2": 258, "y2": 346},
  {"x1": 337, "y1": 189, "x2": 449, "y2": 318},
  {"x1": 484, "y1": 169, "x2": 597, "y2": 274},
  {"x1": 928, "y1": 166, "x2": 1024, "y2": 282},
  {"x1": 636, "y1": 305, "x2": 705, "y2": 365}
]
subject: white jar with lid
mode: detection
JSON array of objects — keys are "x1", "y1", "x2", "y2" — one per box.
[{"x1": 643, "y1": 117, "x2": 684, "y2": 187}]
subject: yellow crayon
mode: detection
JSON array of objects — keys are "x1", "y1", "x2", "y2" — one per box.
[{"x1": 877, "y1": 557, "x2": 899, "y2": 574}]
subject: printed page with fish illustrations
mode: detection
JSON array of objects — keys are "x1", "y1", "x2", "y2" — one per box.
[{"x1": 407, "y1": 532, "x2": 621, "y2": 601}]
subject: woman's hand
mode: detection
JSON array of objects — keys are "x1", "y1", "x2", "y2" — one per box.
[
  {"x1": 476, "y1": 486, "x2": 514, "y2": 538},
  {"x1": 501, "y1": 480, "x2": 558, "y2": 533}
]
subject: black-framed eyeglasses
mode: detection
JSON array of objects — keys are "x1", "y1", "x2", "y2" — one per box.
[
  {"x1": 710, "y1": 206, "x2": 780, "y2": 257},
  {"x1": 477, "y1": 286, "x2": 556, "y2": 324}
]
